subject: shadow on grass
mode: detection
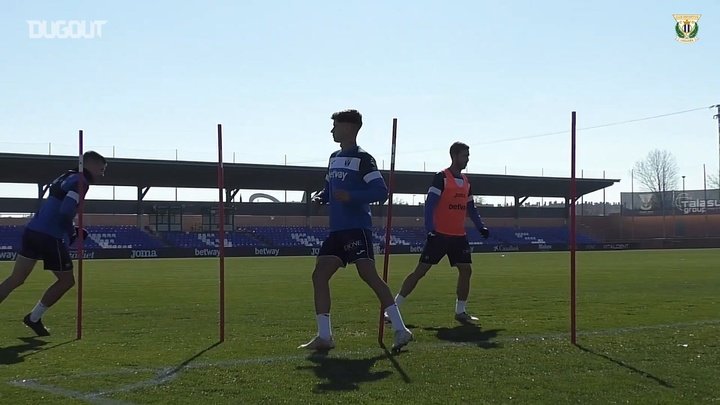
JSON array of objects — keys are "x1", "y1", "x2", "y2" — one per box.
[
  {"x1": 576, "y1": 344, "x2": 673, "y2": 388},
  {"x1": 0, "y1": 337, "x2": 74, "y2": 365},
  {"x1": 380, "y1": 345, "x2": 411, "y2": 383},
  {"x1": 423, "y1": 324, "x2": 504, "y2": 348},
  {"x1": 159, "y1": 341, "x2": 223, "y2": 378},
  {"x1": 298, "y1": 348, "x2": 409, "y2": 392}
]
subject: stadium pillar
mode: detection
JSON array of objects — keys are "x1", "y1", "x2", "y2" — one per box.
[
  {"x1": 137, "y1": 186, "x2": 150, "y2": 229},
  {"x1": 564, "y1": 197, "x2": 571, "y2": 220},
  {"x1": 137, "y1": 188, "x2": 142, "y2": 228}
]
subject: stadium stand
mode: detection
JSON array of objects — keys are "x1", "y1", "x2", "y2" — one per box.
[
  {"x1": 0, "y1": 225, "x2": 22, "y2": 250},
  {"x1": 86, "y1": 226, "x2": 166, "y2": 249},
  {"x1": 0, "y1": 225, "x2": 599, "y2": 251},
  {"x1": 161, "y1": 231, "x2": 264, "y2": 248}
]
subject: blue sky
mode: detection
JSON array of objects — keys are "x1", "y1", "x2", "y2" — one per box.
[{"x1": 1, "y1": 1, "x2": 718, "y2": 205}]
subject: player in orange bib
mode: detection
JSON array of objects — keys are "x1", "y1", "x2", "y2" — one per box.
[{"x1": 393, "y1": 142, "x2": 489, "y2": 324}]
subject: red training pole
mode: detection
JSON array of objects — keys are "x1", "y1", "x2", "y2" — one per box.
[
  {"x1": 378, "y1": 118, "x2": 398, "y2": 347},
  {"x1": 570, "y1": 112, "x2": 577, "y2": 345},
  {"x1": 217, "y1": 124, "x2": 226, "y2": 342}
]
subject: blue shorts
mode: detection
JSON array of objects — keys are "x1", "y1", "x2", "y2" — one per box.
[
  {"x1": 318, "y1": 228, "x2": 374, "y2": 266},
  {"x1": 19, "y1": 228, "x2": 73, "y2": 272}
]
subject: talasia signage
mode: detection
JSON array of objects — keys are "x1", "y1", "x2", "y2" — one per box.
[{"x1": 675, "y1": 194, "x2": 720, "y2": 214}]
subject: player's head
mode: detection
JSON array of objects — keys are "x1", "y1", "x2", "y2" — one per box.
[
  {"x1": 83, "y1": 151, "x2": 107, "y2": 180},
  {"x1": 331, "y1": 109, "x2": 362, "y2": 144},
  {"x1": 449, "y1": 142, "x2": 470, "y2": 170}
]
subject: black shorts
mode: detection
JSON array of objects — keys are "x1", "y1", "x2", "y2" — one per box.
[
  {"x1": 19, "y1": 228, "x2": 73, "y2": 272},
  {"x1": 318, "y1": 228, "x2": 374, "y2": 267},
  {"x1": 420, "y1": 233, "x2": 472, "y2": 266}
]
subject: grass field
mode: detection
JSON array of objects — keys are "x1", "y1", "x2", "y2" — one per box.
[{"x1": 0, "y1": 249, "x2": 718, "y2": 404}]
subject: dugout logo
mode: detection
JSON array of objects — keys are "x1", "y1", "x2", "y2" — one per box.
[
  {"x1": 638, "y1": 193, "x2": 656, "y2": 211},
  {"x1": 195, "y1": 248, "x2": 219, "y2": 257},
  {"x1": 673, "y1": 14, "x2": 700, "y2": 43},
  {"x1": 603, "y1": 243, "x2": 630, "y2": 250},
  {"x1": 254, "y1": 247, "x2": 280, "y2": 256},
  {"x1": 0, "y1": 250, "x2": 17, "y2": 260},
  {"x1": 130, "y1": 249, "x2": 158, "y2": 259},
  {"x1": 493, "y1": 245, "x2": 519, "y2": 252},
  {"x1": 69, "y1": 250, "x2": 95, "y2": 259}
]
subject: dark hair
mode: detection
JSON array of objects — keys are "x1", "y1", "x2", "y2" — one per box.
[
  {"x1": 331, "y1": 109, "x2": 363, "y2": 129},
  {"x1": 83, "y1": 150, "x2": 107, "y2": 165},
  {"x1": 449, "y1": 142, "x2": 469, "y2": 157}
]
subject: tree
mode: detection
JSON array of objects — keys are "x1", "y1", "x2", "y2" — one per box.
[
  {"x1": 632, "y1": 149, "x2": 679, "y2": 211},
  {"x1": 633, "y1": 149, "x2": 679, "y2": 192}
]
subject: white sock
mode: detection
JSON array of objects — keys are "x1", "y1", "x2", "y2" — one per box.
[
  {"x1": 30, "y1": 301, "x2": 48, "y2": 322},
  {"x1": 455, "y1": 300, "x2": 467, "y2": 315},
  {"x1": 394, "y1": 294, "x2": 406, "y2": 307},
  {"x1": 316, "y1": 313, "x2": 332, "y2": 340},
  {"x1": 384, "y1": 304, "x2": 407, "y2": 332}
]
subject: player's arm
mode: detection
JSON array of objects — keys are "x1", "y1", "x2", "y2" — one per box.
[
  {"x1": 59, "y1": 175, "x2": 84, "y2": 219},
  {"x1": 68, "y1": 223, "x2": 88, "y2": 246},
  {"x1": 347, "y1": 154, "x2": 388, "y2": 204},
  {"x1": 467, "y1": 185, "x2": 489, "y2": 238},
  {"x1": 312, "y1": 155, "x2": 334, "y2": 204},
  {"x1": 424, "y1": 172, "x2": 444, "y2": 233},
  {"x1": 312, "y1": 174, "x2": 330, "y2": 204},
  {"x1": 59, "y1": 175, "x2": 88, "y2": 237}
]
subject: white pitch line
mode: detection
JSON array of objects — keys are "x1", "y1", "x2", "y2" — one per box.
[
  {"x1": 8, "y1": 380, "x2": 134, "y2": 405},
  {"x1": 9, "y1": 318, "x2": 719, "y2": 403},
  {"x1": 86, "y1": 367, "x2": 179, "y2": 399}
]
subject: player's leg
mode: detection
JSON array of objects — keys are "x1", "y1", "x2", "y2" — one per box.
[
  {"x1": 395, "y1": 233, "x2": 446, "y2": 306},
  {"x1": 348, "y1": 229, "x2": 412, "y2": 349},
  {"x1": 0, "y1": 255, "x2": 37, "y2": 304},
  {"x1": 355, "y1": 258, "x2": 413, "y2": 350},
  {"x1": 0, "y1": 229, "x2": 41, "y2": 304},
  {"x1": 299, "y1": 256, "x2": 341, "y2": 349},
  {"x1": 312, "y1": 255, "x2": 342, "y2": 315},
  {"x1": 449, "y1": 236, "x2": 479, "y2": 324},
  {"x1": 344, "y1": 228, "x2": 396, "y2": 307},
  {"x1": 23, "y1": 237, "x2": 73, "y2": 336},
  {"x1": 397, "y1": 262, "x2": 433, "y2": 302},
  {"x1": 299, "y1": 233, "x2": 344, "y2": 350},
  {"x1": 34, "y1": 270, "x2": 76, "y2": 315},
  {"x1": 455, "y1": 263, "x2": 472, "y2": 304},
  {"x1": 355, "y1": 258, "x2": 395, "y2": 308}
]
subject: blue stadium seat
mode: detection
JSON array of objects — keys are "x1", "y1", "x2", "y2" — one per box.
[{"x1": 0, "y1": 225, "x2": 600, "y2": 251}]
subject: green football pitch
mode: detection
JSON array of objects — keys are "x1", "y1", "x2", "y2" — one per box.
[{"x1": 1, "y1": 249, "x2": 718, "y2": 404}]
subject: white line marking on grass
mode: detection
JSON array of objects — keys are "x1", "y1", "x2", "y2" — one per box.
[
  {"x1": 10, "y1": 319, "x2": 720, "y2": 403},
  {"x1": 8, "y1": 379, "x2": 134, "y2": 405},
  {"x1": 86, "y1": 367, "x2": 179, "y2": 398}
]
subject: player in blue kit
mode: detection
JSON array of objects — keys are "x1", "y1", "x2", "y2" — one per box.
[
  {"x1": 0, "y1": 151, "x2": 107, "y2": 336},
  {"x1": 299, "y1": 109, "x2": 413, "y2": 351}
]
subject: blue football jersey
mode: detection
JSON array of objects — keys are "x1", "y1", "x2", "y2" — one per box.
[
  {"x1": 27, "y1": 170, "x2": 89, "y2": 240},
  {"x1": 318, "y1": 146, "x2": 388, "y2": 231}
]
